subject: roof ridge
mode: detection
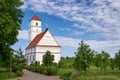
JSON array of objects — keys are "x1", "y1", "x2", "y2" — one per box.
[{"x1": 26, "y1": 30, "x2": 47, "y2": 49}]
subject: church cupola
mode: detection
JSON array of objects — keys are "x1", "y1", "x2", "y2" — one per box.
[{"x1": 28, "y1": 14, "x2": 42, "y2": 42}]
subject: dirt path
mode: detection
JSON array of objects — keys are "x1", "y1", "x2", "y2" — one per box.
[{"x1": 9, "y1": 69, "x2": 62, "y2": 80}]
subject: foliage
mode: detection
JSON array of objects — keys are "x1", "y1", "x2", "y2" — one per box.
[
  {"x1": 43, "y1": 51, "x2": 53, "y2": 66},
  {"x1": 101, "y1": 51, "x2": 110, "y2": 71},
  {"x1": 12, "y1": 48, "x2": 26, "y2": 72},
  {"x1": 94, "y1": 52, "x2": 102, "y2": 70},
  {"x1": 115, "y1": 50, "x2": 120, "y2": 69},
  {"x1": 110, "y1": 58, "x2": 115, "y2": 70},
  {"x1": 0, "y1": 67, "x2": 20, "y2": 80},
  {"x1": 59, "y1": 57, "x2": 74, "y2": 68},
  {"x1": 58, "y1": 68, "x2": 120, "y2": 80},
  {"x1": 16, "y1": 70, "x2": 23, "y2": 76},
  {"x1": 73, "y1": 40, "x2": 93, "y2": 72},
  {"x1": 0, "y1": 0, "x2": 24, "y2": 66},
  {"x1": 26, "y1": 64, "x2": 58, "y2": 76}
]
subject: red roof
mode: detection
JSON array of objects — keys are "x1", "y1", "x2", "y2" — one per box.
[
  {"x1": 26, "y1": 30, "x2": 47, "y2": 49},
  {"x1": 26, "y1": 28, "x2": 61, "y2": 49},
  {"x1": 30, "y1": 14, "x2": 41, "y2": 21}
]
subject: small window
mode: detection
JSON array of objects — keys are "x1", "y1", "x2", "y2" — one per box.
[{"x1": 36, "y1": 22, "x2": 38, "y2": 26}]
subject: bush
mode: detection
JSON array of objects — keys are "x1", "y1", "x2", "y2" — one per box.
[
  {"x1": 61, "y1": 72, "x2": 72, "y2": 80},
  {"x1": 26, "y1": 64, "x2": 58, "y2": 76},
  {"x1": 16, "y1": 70, "x2": 23, "y2": 76},
  {"x1": 39, "y1": 65, "x2": 58, "y2": 75},
  {"x1": 47, "y1": 66, "x2": 58, "y2": 75}
]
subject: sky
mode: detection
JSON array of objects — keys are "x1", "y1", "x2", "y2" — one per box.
[{"x1": 13, "y1": 0, "x2": 120, "y2": 57}]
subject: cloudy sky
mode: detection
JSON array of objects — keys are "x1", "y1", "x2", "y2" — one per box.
[{"x1": 13, "y1": 0, "x2": 120, "y2": 57}]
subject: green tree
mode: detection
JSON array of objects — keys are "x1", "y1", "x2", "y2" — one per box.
[
  {"x1": 101, "y1": 51, "x2": 110, "y2": 72},
  {"x1": 0, "y1": 0, "x2": 24, "y2": 66},
  {"x1": 115, "y1": 50, "x2": 120, "y2": 69},
  {"x1": 12, "y1": 48, "x2": 26, "y2": 72},
  {"x1": 43, "y1": 51, "x2": 53, "y2": 66},
  {"x1": 110, "y1": 58, "x2": 115, "y2": 70},
  {"x1": 73, "y1": 40, "x2": 93, "y2": 72},
  {"x1": 94, "y1": 53, "x2": 102, "y2": 71}
]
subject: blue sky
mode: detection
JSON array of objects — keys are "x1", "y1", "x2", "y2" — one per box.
[{"x1": 13, "y1": 0, "x2": 120, "y2": 57}]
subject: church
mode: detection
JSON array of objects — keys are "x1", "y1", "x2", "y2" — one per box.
[{"x1": 25, "y1": 14, "x2": 61, "y2": 65}]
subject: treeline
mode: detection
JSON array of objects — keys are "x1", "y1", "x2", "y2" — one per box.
[{"x1": 73, "y1": 40, "x2": 120, "y2": 73}]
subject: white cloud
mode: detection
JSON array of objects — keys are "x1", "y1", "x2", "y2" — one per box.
[
  {"x1": 18, "y1": 30, "x2": 28, "y2": 40},
  {"x1": 55, "y1": 36, "x2": 120, "y2": 56},
  {"x1": 22, "y1": 0, "x2": 120, "y2": 40},
  {"x1": 18, "y1": 30, "x2": 120, "y2": 56},
  {"x1": 60, "y1": 28, "x2": 71, "y2": 31}
]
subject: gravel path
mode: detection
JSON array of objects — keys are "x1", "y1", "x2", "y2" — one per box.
[{"x1": 9, "y1": 69, "x2": 62, "y2": 80}]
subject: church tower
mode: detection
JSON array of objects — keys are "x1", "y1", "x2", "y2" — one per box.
[
  {"x1": 26, "y1": 14, "x2": 61, "y2": 65},
  {"x1": 28, "y1": 14, "x2": 42, "y2": 42}
]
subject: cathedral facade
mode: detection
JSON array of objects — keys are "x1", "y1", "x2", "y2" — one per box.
[{"x1": 25, "y1": 14, "x2": 61, "y2": 65}]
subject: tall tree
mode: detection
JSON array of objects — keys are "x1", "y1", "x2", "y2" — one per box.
[
  {"x1": 115, "y1": 50, "x2": 120, "y2": 69},
  {"x1": 94, "y1": 53, "x2": 102, "y2": 71},
  {"x1": 12, "y1": 48, "x2": 26, "y2": 72},
  {"x1": 43, "y1": 51, "x2": 53, "y2": 66},
  {"x1": 101, "y1": 51, "x2": 110, "y2": 71},
  {"x1": 73, "y1": 40, "x2": 93, "y2": 72},
  {"x1": 0, "y1": 0, "x2": 24, "y2": 66}
]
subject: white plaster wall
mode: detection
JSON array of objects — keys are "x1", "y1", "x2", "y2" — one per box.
[
  {"x1": 36, "y1": 53, "x2": 45, "y2": 64},
  {"x1": 36, "y1": 47, "x2": 60, "y2": 53},
  {"x1": 28, "y1": 20, "x2": 42, "y2": 42},
  {"x1": 53, "y1": 54, "x2": 60, "y2": 63},
  {"x1": 38, "y1": 31, "x2": 58, "y2": 46},
  {"x1": 30, "y1": 20, "x2": 41, "y2": 27}
]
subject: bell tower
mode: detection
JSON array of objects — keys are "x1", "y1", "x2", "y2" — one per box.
[{"x1": 28, "y1": 14, "x2": 42, "y2": 42}]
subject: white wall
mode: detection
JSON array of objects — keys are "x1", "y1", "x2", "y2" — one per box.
[
  {"x1": 30, "y1": 20, "x2": 41, "y2": 27},
  {"x1": 38, "y1": 31, "x2": 58, "y2": 46},
  {"x1": 53, "y1": 54, "x2": 60, "y2": 63},
  {"x1": 28, "y1": 20, "x2": 42, "y2": 42},
  {"x1": 36, "y1": 47, "x2": 60, "y2": 53}
]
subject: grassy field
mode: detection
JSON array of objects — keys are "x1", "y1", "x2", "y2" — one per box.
[
  {"x1": 57, "y1": 67, "x2": 120, "y2": 80},
  {"x1": 56, "y1": 58, "x2": 120, "y2": 80},
  {"x1": 0, "y1": 67, "x2": 18, "y2": 80}
]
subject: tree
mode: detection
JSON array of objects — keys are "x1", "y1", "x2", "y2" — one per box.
[
  {"x1": 94, "y1": 53, "x2": 102, "y2": 71},
  {"x1": 101, "y1": 51, "x2": 110, "y2": 72},
  {"x1": 110, "y1": 58, "x2": 115, "y2": 70},
  {"x1": 0, "y1": 0, "x2": 24, "y2": 66},
  {"x1": 115, "y1": 50, "x2": 120, "y2": 69},
  {"x1": 43, "y1": 51, "x2": 53, "y2": 66},
  {"x1": 73, "y1": 40, "x2": 93, "y2": 72},
  {"x1": 12, "y1": 48, "x2": 26, "y2": 72}
]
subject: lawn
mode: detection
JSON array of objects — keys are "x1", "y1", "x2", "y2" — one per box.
[
  {"x1": 57, "y1": 67, "x2": 120, "y2": 80},
  {"x1": 0, "y1": 67, "x2": 18, "y2": 80}
]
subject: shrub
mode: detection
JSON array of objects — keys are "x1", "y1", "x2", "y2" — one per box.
[
  {"x1": 16, "y1": 70, "x2": 23, "y2": 76},
  {"x1": 47, "y1": 66, "x2": 57, "y2": 75},
  {"x1": 39, "y1": 65, "x2": 58, "y2": 75},
  {"x1": 61, "y1": 72, "x2": 72, "y2": 80}
]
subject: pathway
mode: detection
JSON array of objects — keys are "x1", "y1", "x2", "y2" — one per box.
[{"x1": 9, "y1": 69, "x2": 62, "y2": 80}]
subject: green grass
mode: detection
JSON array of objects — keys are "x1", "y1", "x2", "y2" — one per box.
[
  {"x1": 0, "y1": 67, "x2": 18, "y2": 80},
  {"x1": 57, "y1": 67, "x2": 120, "y2": 80},
  {"x1": 57, "y1": 68, "x2": 74, "y2": 76}
]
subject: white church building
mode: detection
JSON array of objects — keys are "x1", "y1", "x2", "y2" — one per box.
[{"x1": 25, "y1": 14, "x2": 61, "y2": 65}]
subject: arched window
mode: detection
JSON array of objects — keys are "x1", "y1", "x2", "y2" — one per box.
[{"x1": 36, "y1": 22, "x2": 38, "y2": 26}]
